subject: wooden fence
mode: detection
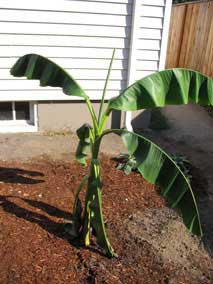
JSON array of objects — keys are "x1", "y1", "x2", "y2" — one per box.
[{"x1": 166, "y1": 0, "x2": 213, "y2": 78}]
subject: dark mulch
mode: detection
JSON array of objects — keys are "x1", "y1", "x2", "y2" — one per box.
[{"x1": 0, "y1": 155, "x2": 212, "y2": 284}]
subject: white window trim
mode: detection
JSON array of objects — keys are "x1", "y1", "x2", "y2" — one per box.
[{"x1": 0, "y1": 101, "x2": 38, "y2": 133}]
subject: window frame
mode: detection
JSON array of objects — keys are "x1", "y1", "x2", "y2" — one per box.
[{"x1": 0, "y1": 101, "x2": 38, "y2": 132}]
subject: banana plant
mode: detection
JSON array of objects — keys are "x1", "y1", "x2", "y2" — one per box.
[{"x1": 10, "y1": 52, "x2": 213, "y2": 257}]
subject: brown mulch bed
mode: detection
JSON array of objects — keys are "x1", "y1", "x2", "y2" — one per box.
[{"x1": 0, "y1": 155, "x2": 212, "y2": 284}]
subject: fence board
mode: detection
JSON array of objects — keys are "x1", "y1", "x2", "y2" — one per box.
[{"x1": 166, "y1": 1, "x2": 213, "y2": 78}]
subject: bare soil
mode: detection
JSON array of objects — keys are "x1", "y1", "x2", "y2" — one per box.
[
  {"x1": 145, "y1": 104, "x2": 213, "y2": 255},
  {"x1": 0, "y1": 156, "x2": 212, "y2": 284}
]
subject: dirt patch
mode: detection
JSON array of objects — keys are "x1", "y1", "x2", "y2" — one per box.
[
  {"x1": 0, "y1": 156, "x2": 212, "y2": 284},
  {"x1": 0, "y1": 132, "x2": 125, "y2": 162},
  {"x1": 138, "y1": 104, "x2": 213, "y2": 256},
  {"x1": 125, "y1": 208, "x2": 212, "y2": 282}
]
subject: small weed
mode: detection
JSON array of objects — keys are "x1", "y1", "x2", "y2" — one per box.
[
  {"x1": 171, "y1": 153, "x2": 192, "y2": 181},
  {"x1": 116, "y1": 152, "x2": 193, "y2": 182},
  {"x1": 115, "y1": 153, "x2": 137, "y2": 175}
]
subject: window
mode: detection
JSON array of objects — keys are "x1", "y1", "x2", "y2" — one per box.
[
  {"x1": 0, "y1": 101, "x2": 37, "y2": 132},
  {"x1": 15, "y1": 102, "x2": 30, "y2": 120},
  {"x1": 0, "y1": 102, "x2": 13, "y2": 120}
]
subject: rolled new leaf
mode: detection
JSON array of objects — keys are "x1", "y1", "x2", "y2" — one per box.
[
  {"x1": 108, "y1": 69, "x2": 213, "y2": 111},
  {"x1": 101, "y1": 129, "x2": 202, "y2": 236},
  {"x1": 10, "y1": 54, "x2": 87, "y2": 99},
  {"x1": 76, "y1": 124, "x2": 92, "y2": 166}
]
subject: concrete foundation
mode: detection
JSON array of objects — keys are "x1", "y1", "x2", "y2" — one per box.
[{"x1": 37, "y1": 101, "x2": 150, "y2": 132}]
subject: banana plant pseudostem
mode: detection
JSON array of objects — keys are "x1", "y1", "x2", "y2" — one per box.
[{"x1": 10, "y1": 51, "x2": 213, "y2": 257}]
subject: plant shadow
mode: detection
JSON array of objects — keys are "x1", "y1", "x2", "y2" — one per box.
[
  {"x1": 0, "y1": 167, "x2": 44, "y2": 184},
  {"x1": 198, "y1": 199, "x2": 213, "y2": 256},
  {"x1": 0, "y1": 195, "x2": 105, "y2": 256}
]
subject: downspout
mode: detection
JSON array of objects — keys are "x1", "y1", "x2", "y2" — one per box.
[
  {"x1": 125, "y1": 0, "x2": 140, "y2": 131},
  {"x1": 125, "y1": 0, "x2": 172, "y2": 130}
]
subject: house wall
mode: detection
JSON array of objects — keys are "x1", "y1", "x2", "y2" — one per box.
[
  {"x1": 0, "y1": 0, "x2": 172, "y2": 132},
  {"x1": 134, "y1": 0, "x2": 170, "y2": 80},
  {"x1": 0, "y1": 0, "x2": 131, "y2": 101},
  {"x1": 37, "y1": 101, "x2": 119, "y2": 132},
  {"x1": 126, "y1": 0, "x2": 172, "y2": 130}
]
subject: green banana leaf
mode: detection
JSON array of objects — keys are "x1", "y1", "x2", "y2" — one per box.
[
  {"x1": 75, "y1": 124, "x2": 92, "y2": 166},
  {"x1": 101, "y1": 129, "x2": 202, "y2": 236},
  {"x1": 108, "y1": 69, "x2": 213, "y2": 111},
  {"x1": 10, "y1": 54, "x2": 87, "y2": 99}
]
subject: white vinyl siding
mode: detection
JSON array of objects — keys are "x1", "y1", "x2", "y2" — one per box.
[
  {"x1": 0, "y1": 0, "x2": 171, "y2": 101},
  {"x1": 135, "y1": 0, "x2": 168, "y2": 80}
]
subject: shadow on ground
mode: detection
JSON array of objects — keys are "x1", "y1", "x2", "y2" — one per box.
[
  {"x1": 198, "y1": 199, "x2": 213, "y2": 256},
  {"x1": 0, "y1": 167, "x2": 44, "y2": 184},
  {"x1": 0, "y1": 195, "x2": 105, "y2": 256},
  {"x1": 0, "y1": 195, "x2": 74, "y2": 239}
]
